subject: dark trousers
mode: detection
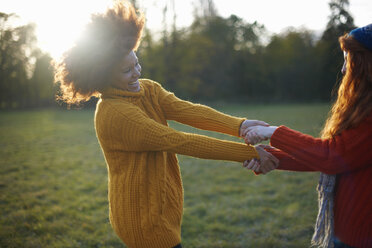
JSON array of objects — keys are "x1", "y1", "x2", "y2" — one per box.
[{"x1": 172, "y1": 244, "x2": 182, "y2": 248}]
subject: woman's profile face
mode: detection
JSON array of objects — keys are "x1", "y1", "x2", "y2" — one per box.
[
  {"x1": 112, "y1": 51, "x2": 142, "y2": 92},
  {"x1": 341, "y1": 51, "x2": 347, "y2": 75}
]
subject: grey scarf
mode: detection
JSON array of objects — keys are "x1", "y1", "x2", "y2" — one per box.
[{"x1": 311, "y1": 173, "x2": 337, "y2": 248}]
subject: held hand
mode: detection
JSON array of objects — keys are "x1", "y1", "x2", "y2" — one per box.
[
  {"x1": 243, "y1": 158, "x2": 261, "y2": 172},
  {"x1": 243, "y1": 145, "x2": 279, "y2": 174},
  {"x1": 255, "y1": 144, "x2": 276, "y2": 151},
  {"x1": 243, "y1": 126, "x2": 278, "y2": 145},
  {"x1": 239, "y1": 119, "x2": 269, "y2": 137},
  {"x1": 256, "y1": 145, "x2": 279, "y2": 174}
]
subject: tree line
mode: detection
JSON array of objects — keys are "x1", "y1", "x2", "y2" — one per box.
[{"x1": 0, "y1": 0, "x2": 355, "y2": 109}]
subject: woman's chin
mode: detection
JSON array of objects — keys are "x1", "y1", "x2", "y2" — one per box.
[{"x1": 127, "y1": 81, "x2": 140, "y2": 92}]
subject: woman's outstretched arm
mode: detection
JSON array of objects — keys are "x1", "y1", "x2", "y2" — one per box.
[
  {"x1": 256, "y1": 145, "x2": 317, "y2": 172},
  {"x1": 155, "y1": 81, "x2": 267, "y2": 137},
  {"x1": 243, "y1": 115, "x2": 372, "y2": 174},
  {"x1": 96, "y1": 101, "x2": 259, "y2": 162},
  {"x1": 269, "y1": 124, "x2": 372, "y2": 174}
]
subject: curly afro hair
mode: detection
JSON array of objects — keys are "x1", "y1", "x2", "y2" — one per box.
[{"x1": 53, "y1": 0, "x2": 145, "y2": 105}]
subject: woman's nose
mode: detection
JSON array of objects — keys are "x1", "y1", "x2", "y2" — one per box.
[
  {"x1": 134, "y1": 65, "x2": 141, "y2": 77},
  {"x1": 341, "y1": 61, "x2": 347, "y2": 74}
]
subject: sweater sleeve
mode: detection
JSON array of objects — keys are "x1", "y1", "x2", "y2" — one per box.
[
  {"x1": 156, "y1": 83, "x2": 244, "y2": 137},
  {"x1": 270, "y1": 122, "x2": 372, "y2": 174},
  {"x1": 110, "y1": 103, "x2": 259, "y2": 162},
  {"x1": 265, "y1": 147, "x2": 317, "y2": 172}
]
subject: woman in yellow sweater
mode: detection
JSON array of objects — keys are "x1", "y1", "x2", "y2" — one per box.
[{"x1": 53, "y1": 1, "x2": 278, "y2": 247}]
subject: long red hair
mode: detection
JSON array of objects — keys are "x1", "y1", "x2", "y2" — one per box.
[{"x1": 322, "y1": 34, "x2": 372, "y2": 138}]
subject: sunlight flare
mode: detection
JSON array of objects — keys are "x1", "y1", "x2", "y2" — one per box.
[{"x1": 16, "y1": 0, "x2": 112, "y2": 59}]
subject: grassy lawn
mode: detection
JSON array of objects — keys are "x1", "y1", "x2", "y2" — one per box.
[{"x1": 0, "y1": 103, "x2": 330, "y2": 248}]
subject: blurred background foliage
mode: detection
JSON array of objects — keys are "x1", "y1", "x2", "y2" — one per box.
[{"x1": 0, "y1": 0, "x2": 356, "y2": 109}]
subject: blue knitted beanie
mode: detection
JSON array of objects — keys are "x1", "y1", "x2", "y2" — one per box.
[{"x1": 349, "y1": 24, "x2": 372, "y2": 51}]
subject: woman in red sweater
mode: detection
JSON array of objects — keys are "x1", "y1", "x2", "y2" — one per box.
[{"x1": 242, "y1": 24, "x2": 372, "y2": 248}]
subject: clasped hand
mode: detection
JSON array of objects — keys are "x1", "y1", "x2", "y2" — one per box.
[
  {"x1": 240, "y1": 120, "x2": 279, "y2": 174},
  {"x1": 241, "y1": 125, "x2": 277, "y2": 145},
  {"x1": 244, "y1": 145, "x2": 279, "y2": 174}
]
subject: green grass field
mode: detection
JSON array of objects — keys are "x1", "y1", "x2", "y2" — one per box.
[{"x1": 0, "y1": 103, "x2": 330, "y2": 248}]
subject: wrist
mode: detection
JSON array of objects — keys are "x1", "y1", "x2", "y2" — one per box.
[
  {"x1": 268, "y1": 126, "x2": 278, "y2": 138},
  {"x1": 239, "y1": 119, "x2": 247, "y2": 136}
]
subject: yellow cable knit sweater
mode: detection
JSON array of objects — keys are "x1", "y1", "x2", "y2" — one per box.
[{"x1": 94, "y1": 79, "x2": 259, "y2": 248}]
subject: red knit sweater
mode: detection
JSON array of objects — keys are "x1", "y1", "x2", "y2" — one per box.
[{"x1": 268, "y1": 115, "x2": 372, "y2": 248}]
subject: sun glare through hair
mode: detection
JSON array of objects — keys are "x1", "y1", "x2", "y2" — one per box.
[{"x1": 33, "y1": 0, "x2": 112, "y2": 59}]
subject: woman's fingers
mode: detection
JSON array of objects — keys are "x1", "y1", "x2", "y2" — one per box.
[
  {"x1": 244, "y1": 129, "x2": 267, "y2": 145},
  {"x1": 252, "y1": 161, "x2": 259, "y2": 171},
  {"x1": 243, "y1": 159, "x2": 261, "y2": 172},
  {"x1": 266, "y1": 152, "x2": 280, "y2": 167},
  {"x1": 240, "y1": 120, "x2": 270, "y2": 136},
  {"x1": 255, "y1": 145, "x2": 279, "y2": 174},
  {"x1": 244, "y1": 126, "x2": 277, "y2": 144},
  {"x1": 252, "y1": 120, "x2": 270, "y2": 127},
  {"x1": 256, "y1": 144, "x2": 275, "y2": 150},
  {"x1": 244, "y1": 145, "x2": 279, "y2": 175},
  {"x1": 243, "y1": 126, "x2": 269, "y2": 145},
  {"x1": 244, "y1": 159, "x2": 255, "y2": 169},
  {"x1": 245, "y1": 131, "x2": 258, "y2": 145}
]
